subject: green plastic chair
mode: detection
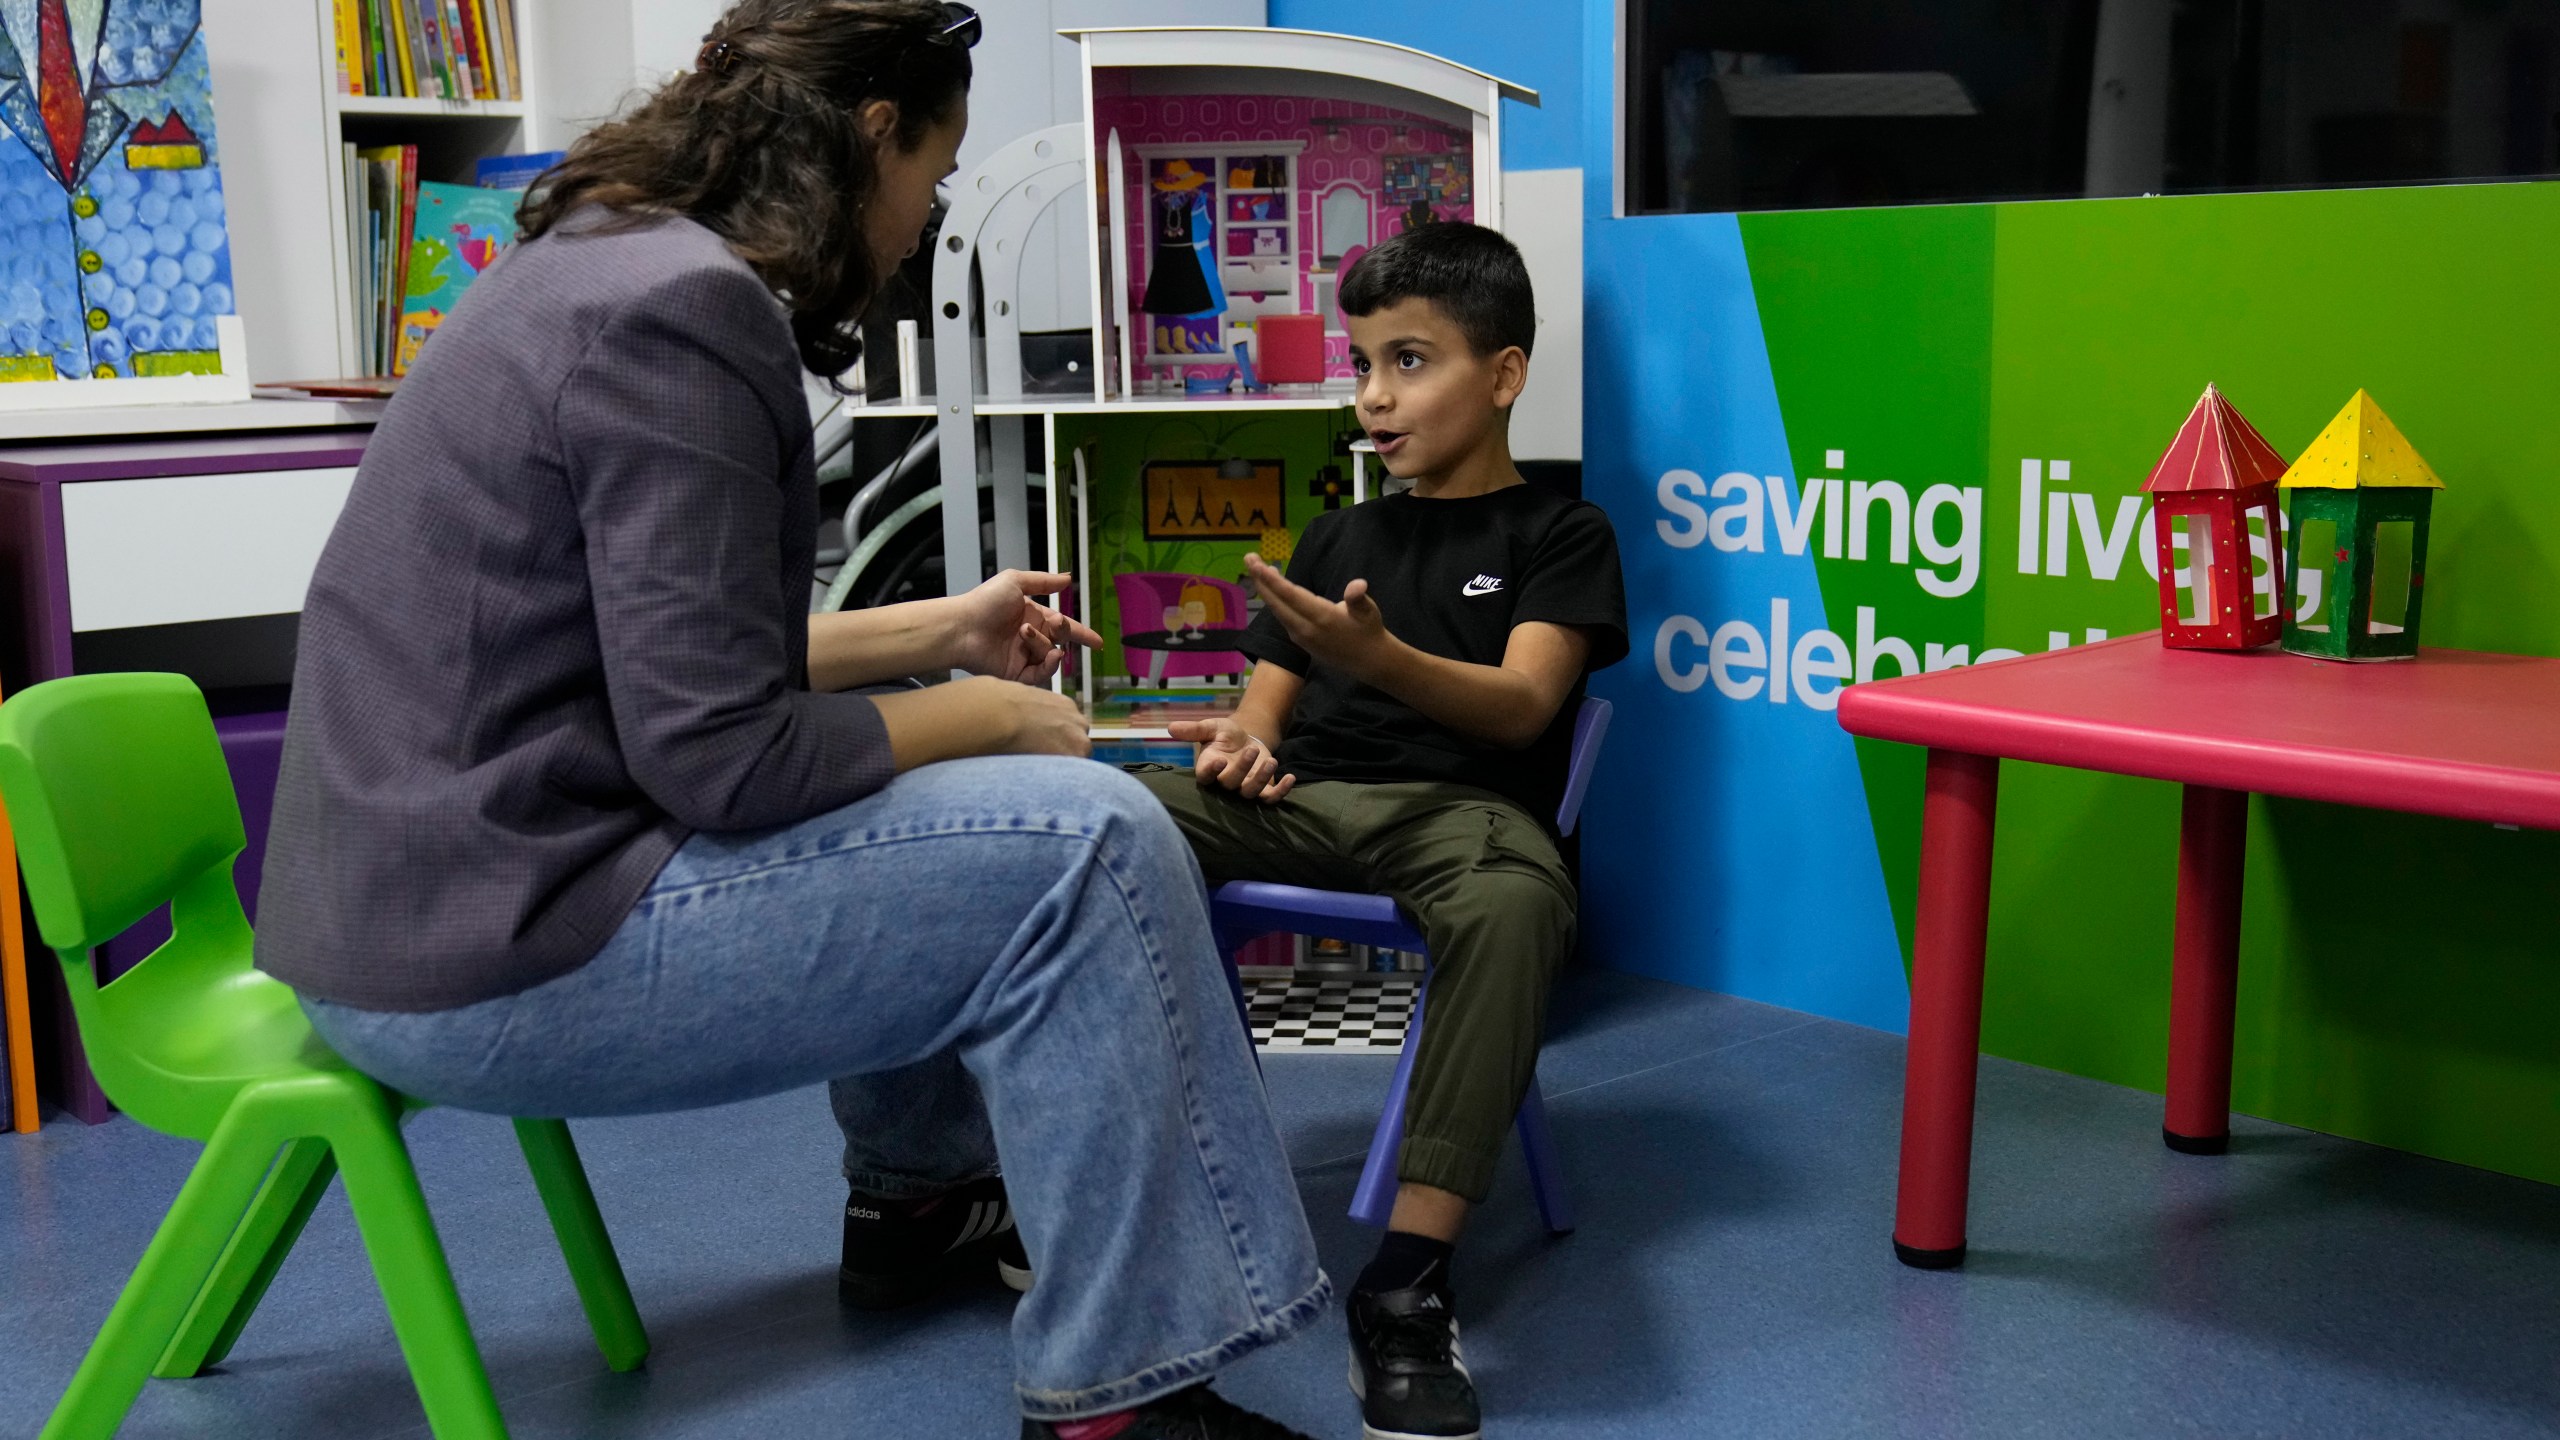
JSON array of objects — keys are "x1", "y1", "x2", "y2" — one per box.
[{"x1": 0, "y1": 673, "x2": 648, "y2": 1439}]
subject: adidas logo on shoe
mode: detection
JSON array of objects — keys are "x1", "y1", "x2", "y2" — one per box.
[{"x1": 841, "y1": 1176, "x2": 1032, "y2": 1309}]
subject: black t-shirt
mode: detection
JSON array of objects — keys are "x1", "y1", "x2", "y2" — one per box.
[{"x1": 1241, "y1": 483, "x2": 1629, "y2": 824}]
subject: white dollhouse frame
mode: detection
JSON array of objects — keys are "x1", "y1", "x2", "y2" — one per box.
[{"x1": 838, "y1": 26, "x2": 1534, "y2": 735}]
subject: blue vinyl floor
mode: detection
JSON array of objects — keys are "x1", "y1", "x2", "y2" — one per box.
[{"x1": 6, "y1": 968, "x2": 2560, "y2": 1439}]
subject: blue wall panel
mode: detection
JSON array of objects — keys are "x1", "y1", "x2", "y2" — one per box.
[
  {"x1": 1265, "y1": 0, "x2": 1581, "y2": 170},
  {"x1": 1578, "y1": 214, "x2": 1911, "y2": 1034}
]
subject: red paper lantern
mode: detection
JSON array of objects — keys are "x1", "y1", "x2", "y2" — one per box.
[{"x1": 2141, "y1": 384, "x2": 2291, "y2": 650}]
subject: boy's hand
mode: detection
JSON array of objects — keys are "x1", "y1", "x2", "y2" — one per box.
[
  {"x1": 1242, "y1": 554, "x2": 1395, "y2": 684},
  {"x1": 1168, "y1": 715, "x2": 1296, "y2": 803}
]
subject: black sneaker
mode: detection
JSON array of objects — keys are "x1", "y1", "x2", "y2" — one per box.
[
  {"x1": 839, "y1": 1176, "x2": 1034, "y2": 1309},
  {"x1": 1020, "y1": 1384, "x2": 1317, "y2": 1438},
  {"x1": 1348, "y1": 1283, "x2": 1480, "y2": 1440}
]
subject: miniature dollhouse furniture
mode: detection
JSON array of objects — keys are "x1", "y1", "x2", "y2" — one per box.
[
  {"x1": 2141, "y1": 384, "x2": 2289, "y2": 650},
  {"x1": 0, "y1": 672, "x2": 646, "y2": 1438},
  {"x1": 1208, "y1": 696, "x2": 1613, "y2": 1234},
  {"x1": 2281, "y1": 389, "x2": 2442, "y2": 662},
  {"x1": 1112, "y1": 572, "x2": 1252, "y2": 684},
  {"x1": 1835, "y1": 636, "x2": 2560, "y2": 1269}
]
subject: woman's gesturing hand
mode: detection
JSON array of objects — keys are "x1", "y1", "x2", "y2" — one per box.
[{"x1": 947, "y1": 570, "x2": 1104, "y2": 683}]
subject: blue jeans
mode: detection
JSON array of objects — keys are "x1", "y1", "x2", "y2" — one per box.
[{"x1": 305, "y1": 756, "x2": 1329, "y2": 1419}]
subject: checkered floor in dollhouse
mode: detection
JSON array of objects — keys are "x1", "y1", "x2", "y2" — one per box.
[{"x1": 1247, "y1": 974, "x2": 1418, "y2": 1052}]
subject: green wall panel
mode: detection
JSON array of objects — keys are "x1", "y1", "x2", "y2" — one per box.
[
  {"x1": 1739, "y1": 204, "x2": 1996, "y2": 983},
  {"x1": 1735, "y1": 181, "x2": 2560, "y2": 1185}
]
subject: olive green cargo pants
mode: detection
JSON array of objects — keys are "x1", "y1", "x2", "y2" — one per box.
[{"x1": 1131, "y1": 767, "x2": 1575, "y2": 1203}]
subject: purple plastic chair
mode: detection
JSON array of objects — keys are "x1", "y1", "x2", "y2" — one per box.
[{"x1": 1209, "y1": 696, "x2": 1613, "y2": 1235}]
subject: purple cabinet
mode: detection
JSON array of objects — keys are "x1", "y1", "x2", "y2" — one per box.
[{"x1": 0, "y1": 429, "x2": 369, "y2": 1124}]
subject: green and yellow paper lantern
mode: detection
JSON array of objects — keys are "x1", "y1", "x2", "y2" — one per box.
[{"x1": 2279, "y1": 390, "x2": 2442, "y2": 662}]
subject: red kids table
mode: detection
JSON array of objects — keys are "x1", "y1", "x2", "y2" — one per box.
[{"x1": 1835, "y1": 635, "x2": 2560, "y2": 1269}]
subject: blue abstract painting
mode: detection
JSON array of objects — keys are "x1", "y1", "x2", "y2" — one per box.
[{"x1": 0, "y1": 0, "x2": 237, "y2": 388}]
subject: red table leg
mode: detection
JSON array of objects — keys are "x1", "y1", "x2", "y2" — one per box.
[
  {"x1": 2164, "y1": 784, "x2": 2248, "y2": 1154},
  {"x1": 1894, "y1": 748, "x2": 1999, "y2": 1269}
]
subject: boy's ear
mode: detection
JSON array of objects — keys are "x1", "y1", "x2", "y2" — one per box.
[{"x1": 1490, "y1": 344, "x2": 1529, "y2": 412}]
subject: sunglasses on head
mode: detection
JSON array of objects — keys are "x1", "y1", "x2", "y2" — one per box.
[
  {"x1": 699, "y1": 4, "x2": 977, "y2": 87},
  {"x1": 929, "y1": 2, "x2": 981, "y2": 50}
]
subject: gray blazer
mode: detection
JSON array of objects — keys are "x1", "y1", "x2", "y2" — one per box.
[{"x1": 257, "y1": 211, "x2": 894, "y2": 1012}]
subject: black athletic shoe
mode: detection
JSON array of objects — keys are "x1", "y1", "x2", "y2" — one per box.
[
  {"x1": 1019, "y1": 1384, "x2": 1317, "y2": 1439},
  {"x1": 838, "y1": 1176, "x2": 1033, "y2": 1309},
  {"x1": 1348, "y1": 1283, "x2": 1480, "y2": 1440}
]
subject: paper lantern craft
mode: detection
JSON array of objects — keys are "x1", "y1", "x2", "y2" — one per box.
[
  {"x1": 2279, "y1": 389, "x2": 2441, "y2": 662},
  {"x1": 2141, "y1": 383, "x2": 2290, "y2": 649}
]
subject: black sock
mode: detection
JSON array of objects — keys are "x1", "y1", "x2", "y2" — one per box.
[{"x1": 1356, "y1": 1230, "x2": 1455, "y2": 1297}]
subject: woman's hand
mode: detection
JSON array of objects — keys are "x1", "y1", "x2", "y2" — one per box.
[
  {"x1": 1167, "y1": 715, "x2": 1294, "y2": 803},
  {"x1": 973, "y1": 676, "x2": 1092, "y2": 758},
  {"x1": 946, "y1": 571, "x2": 1105, "y2": 682},
  {"x1": 873, "y1": 675, "x2": 1090, "y2": 771}
]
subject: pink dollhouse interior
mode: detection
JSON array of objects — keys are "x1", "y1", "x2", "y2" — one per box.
[{"x1": 1095, "y1": 77, "x2": 1479, "y2": 383}]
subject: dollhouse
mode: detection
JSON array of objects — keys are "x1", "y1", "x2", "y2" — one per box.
[
  {"x1": 1082, "y1": 26, "x2": 1533, "y2": 392},
  {"x1": 880, "y1": 26, "x2": 1533, "y2": 742}
]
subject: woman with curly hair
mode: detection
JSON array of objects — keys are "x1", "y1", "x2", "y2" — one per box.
[{"x1": 257, "y1": 4, "x2": 1326, "y2": 1434}]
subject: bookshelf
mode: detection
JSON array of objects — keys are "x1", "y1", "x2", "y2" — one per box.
[
  {"x1": 308, "y1": 0, "x2": 548, "y2": 378},
  {"x1": 336, "y1": 97, "x2": 531, "y2": 119}
]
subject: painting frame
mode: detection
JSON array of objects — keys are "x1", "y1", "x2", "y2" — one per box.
[
  {"x1": 1142, "y1": 459, "x2": 1287, "y2": 541},
  {"x1": 0, "y1": 1, "x2": 250, "y2": 412}
]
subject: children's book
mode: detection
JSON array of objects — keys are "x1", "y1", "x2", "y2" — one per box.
[
  {"x1": 364, "y1": 0, "x2": 392, "y2": 94},
  {"x1": 489, "y1": 0, "x2": 522, "y2": 98},
  {"x1": 338, "y1": 0, "x2": 517, "y2": 97},
  {"x1": 332, "y1": 0, "x2": 361, "y2": 93},
  {"x1": 354, "y1": 146, "x2": 417, "y2": 375},
  {"x1": 416, "y1": 0, "x2": 448, "y2": 99},
  {"x1": 395, "y1": 182, "x2": 522, "y2": 374},
  {"x1": 446, "y1": 0, "x2": 481, "y2": 97},
  {"x1": 459, "y1": 0, "x2": 496, "y2": 98},
  {"x1": 388, "y1": 0, "x2": 419, "y2": 98},
  {"x1": 474, "y1": 151, "x2": 564, "y2": 190}
]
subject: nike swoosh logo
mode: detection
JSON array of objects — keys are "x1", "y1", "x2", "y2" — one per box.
[{"x1": 1461, "y1": 579, "x2": 1502, "y2": 596}]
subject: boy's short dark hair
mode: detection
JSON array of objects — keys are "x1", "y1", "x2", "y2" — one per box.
[{"x1": 1338, "y1": 222, "x2": 1535, "y2": 359}]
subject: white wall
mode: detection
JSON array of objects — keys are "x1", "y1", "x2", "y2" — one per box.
[
  {"x1": 537, "y1": 0, "x2": 647, "y2": 143},
  {"x1": 1503, "y1": 167, "x2": 1581, "y2": 461},
  {"x1": 631, "y1": 0, "x2": 731, "y2": 86},
  {"x1": 205, "y1": 0, "x2": 340, "y2": 382}
]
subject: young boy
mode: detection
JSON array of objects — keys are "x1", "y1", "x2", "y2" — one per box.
[{"x1": 1135, "y1": 222, "x2": 1627, "y2": 1440}]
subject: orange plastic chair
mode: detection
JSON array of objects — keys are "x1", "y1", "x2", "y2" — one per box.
[{"x1": 1, "y1": 667, "x2": 38, "y2": 1133}]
